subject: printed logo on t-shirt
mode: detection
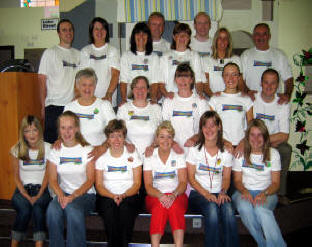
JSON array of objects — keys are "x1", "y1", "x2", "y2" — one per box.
[
  {"x1": 172, "y1": 60, "x2": 190, "y2": 66},
  {"x1": 108, "y1": 166, "x2": 127, "y2": 172},
  {"x1": 222, "y1": 105, "x2": 243, "y2": 112},
  {"x1": 130, "y1": 115, "x2": 150, "y2": 121},
  {"x1": 213, "y1": 65, "x2": 223, "y2": 72},
  {"x1": 172, "y1": 111, "x2": 193, "y2": 117},
  {"x1": 131, "y1": 64, "x2": 149, "y2": 71},
  {"x1": 90, "y1": 54, "x2": 107, "y2": 60},
  {"x1": 242, "y1": 159, "x2": 264, "y2": 171},
  {"x1": 253, "y1": 60, "x2": 272, "y2": 67},
  {"x1": 60, "y1": 157, "x2": 82, "y2": 165},
  {"x1": 198, "y1": 163, "x2": 221, "y2": 173},
  {"x1": 154, "y1": 171, "x2": 176, "y2": 179},
  {"x1": 62, "y1": 60, "x2": 77, "y2": 68},
  {"x1": 76, "y1": 113, "x2": 94, "y2": 120},
  {"x1": 256, "y1": 113, "x2": 275, "y2": 121},
  {"x1": 23, "y1": 159, "x2": 44, "y2": 166},
  {"x1": 198, "y1": 51, "x2": 211, "y2": 57},
  {"x1": 153, "y1": 50, "x2": 163, "y2": 57}
]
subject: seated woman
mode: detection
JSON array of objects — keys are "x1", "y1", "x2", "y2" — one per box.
[
  {"x1": 47, "y1": 111, "x2": 95, "y2": 247},
  {"x1": 117, "y1": 75, "x2": 162, "y2": 157},
  {"x1": 10, "y1": 115, "x2": 51, "y2": 247},
  {"x1": 95, "y1": 119, "x2": 142, "y2": 247},
  {"x1": 64, "y1": 68, "x2": 115, "y2": 146},
  {"x1": 232, "y1": 119, "x2": 286, "y2": 247},
  {"x1": 187, "y1": 111, "x2": 239, "y2": 247},
  {"x1": 144, "y1": 121, "x2": 188, "y2": 247}
]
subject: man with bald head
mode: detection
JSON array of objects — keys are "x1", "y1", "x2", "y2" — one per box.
[{"x1": 241, "y1": 23, "x2": 293, "y2": 104}]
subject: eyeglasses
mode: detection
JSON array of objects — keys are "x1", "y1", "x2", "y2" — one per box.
[{"x1": 223, "y1": 73, "x2": 240, "y2": 77}]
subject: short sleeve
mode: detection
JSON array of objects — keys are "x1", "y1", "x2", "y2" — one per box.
[
  {"x1": 108, "y1": 45, "x2": 120, "y2": 71},
  {"x1": 232, "y1": 157, "x2": 243, "y2": 172},
  {"x1": 38, "y1": 49, "x2": 50, "y2": 75},
  {"x1": 223, "y1": 151, "x2": 234, "y2": 168},
  {"x1": 120, "y1": 52, "x2": 129, "y2": 83},
  {"x1": 95, "y1": 155, "x2": 105, "y2": 170},
  {"x1": 176, "y1": 154, "x2": 186, "y2": 169},
  {"x1": 208, "y1": 96, "x2": 217, "y2": 110},
  {"x1": 277, "y1": 49, "x2": 293, "y2": 81},
  {"x1": 143, "y1": 156, "x2": 152, "y2": 171},
  {"x1": 161, "y1": 98, "x2": 172, "y2": 121},
  {"x1": 279, "y1": 104, "x2": 290, "y2": 133},
  {"x1": 101, "y1": 100, "x2": 116, "y2": 123},
  {"x1": 129, "y1": 150, "x2": 143, "y2": 168},
  {"x1": 270, "y1": 148, "x2": 281, "y2": 171},
  {"x1": 185, "y1": 147, "x2": 197, "y2": 165},
  {"x1": 150, "y1": 55, "x2": 160, "y2": 84},
  {"x1": 245, "y1": 96, "x2": 253, "y2": 112},
  {"x1": 47, "y1": 148, "x2": 60, "y2": 166},
  {"x1": 193, "y1": 52, "x2": 204, "y2": 83}
]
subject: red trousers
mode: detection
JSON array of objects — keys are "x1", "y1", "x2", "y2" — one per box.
[{"x1": 145, "y1": 193, "x2": 188, "y2": 235}]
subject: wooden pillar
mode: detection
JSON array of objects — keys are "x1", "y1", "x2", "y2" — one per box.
[{"x1": 0, "y1": 72, "x2": 41, "y2": 199}]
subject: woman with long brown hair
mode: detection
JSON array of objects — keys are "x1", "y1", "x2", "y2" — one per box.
[{"x1": 232, "y1": 119, "x2": 286, "y2": 247}]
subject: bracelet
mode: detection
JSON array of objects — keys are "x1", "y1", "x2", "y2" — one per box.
[
  {"x1": 172, "y1": 191, "x2": 178, "y2": 197},
  {"x1": 220, "y1": 189, "x2": 227, "y2": 195}
]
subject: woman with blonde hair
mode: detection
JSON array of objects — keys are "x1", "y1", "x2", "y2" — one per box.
[
  {"x1": 202, "y1": 28, "x2": 242, "y2": 96},
  {"x1": 144, "y1": 121, "x2": 188, "y2": 247},
  {"x1": 46, "y1": 111, "x2": 95, "y2": 247},
  {"x1": 10, "y1": 115, "x2": 51, "y2": 247},
  {"x1": 232, "y1": 119, "x2": 286, "y2": 247}
]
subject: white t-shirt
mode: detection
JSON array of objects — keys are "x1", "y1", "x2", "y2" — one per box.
[
  {"x1": 253, "y1": 92, "x2": 290, "y2": 135},
  {"x1": 64, "y1": 98, "x2": 116, "y2": 146},
  {"x1": 160, "y1": 49, "x2": 203, "y2": 93},
  {"x1": 241, "y1": 47, "x2": 293, "y2": 92},
  {"x1": 202, "y1": 55, "x2": 241, "y2": 93},
  {"x1": 11, "y1": 142, "x2": 51, "y2": 185},
  {"x1": 38, "y1": 45, "x2": 80, "y2": 106},
  {"x1": 190, "y1": 36, "x2": 212, "y2": 57},
  {"x1": 95, "y1": 149, "x2": 142, "y2": 194},
  {"x1": 120, "y1": 50, "x2": 160, "y2": 97},
  {"x1": 162, "y1": 93, "x2": 209, "y2": 151},
  {"x1": 80, "y1": 43, "x2": 120, "y2": 106},
  {"x1": 209, "y1": 92, "x2": 253, "y2": 145},
  {"x1": 48, "y1": 143, "x2": 95, "y2": 195},
  {"x1": 186, "y1": 146, "x2": 233, "y2": 193},
  {"x1": 152, "y1": 38, "x2": 171, "y2": 57},
  {"x1": 117, "y1": 102, "x2": 162, "y2": 156},
  {"x1": 143, "y1": 148, "x2": 186, "y2": 193},
  {"x1": 233, "y1": 148, "x2": 281, "y2": 191}
]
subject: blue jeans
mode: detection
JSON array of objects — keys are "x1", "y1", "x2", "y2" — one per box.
[
  {"x1": 46, "y1": 193, "x2": 95, "y2": 247},
  {"x1": 189, "y1": 190, "x2": 239, "y2": 247},
  {"x1": 232, "y1": 190, "x2": 287, "y2": 247},
  {"x1": 11, "y1": 187, "x2": 51, "y2": 241}
]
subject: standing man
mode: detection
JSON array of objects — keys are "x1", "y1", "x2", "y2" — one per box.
[
  {"x1": 241, "y1": 23, "x2": 293, "y2": 103},
  {"x1": 253, "y1": 69, "x2": 292, "y2": 203},
  {"x1": 38, "y1": 19, "x2": 80, "y2": 143},
  {"x1": 190, "y1": 12, "x2": 212, "y2": 57},
  {"x1": 147, "y1": 12, "x2": 170, "y2": 57}
]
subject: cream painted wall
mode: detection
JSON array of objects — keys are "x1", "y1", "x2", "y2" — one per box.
[
  {"x1": 60, "y1": 0, "x2": 85, "y2": 12},
  {"x1": 0, "y1": 7, "x2": 59, "y2": 58},
  {"x1": 277, "y1": 0, "x2": 312, "y2": 171}
]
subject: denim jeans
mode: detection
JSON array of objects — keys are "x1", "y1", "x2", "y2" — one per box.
[
  {"x1": 46, "y1": 193, "x2": 95, "y2": 247},
  {"x1": 189, "y1": 190, "x2": 239, "y2": 247},
  {"x1": 232, "y1": 190, "x2": 287, "y2": 247},
  {"x1": 11, "y1": 186, "x2": 51, "y2": 241}
]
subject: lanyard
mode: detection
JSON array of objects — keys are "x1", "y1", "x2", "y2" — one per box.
[{"x1": 204, "y1": 147, "x2": 219, "y2": 191}]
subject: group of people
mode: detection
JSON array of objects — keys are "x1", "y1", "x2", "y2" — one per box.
[{"x1": 10, "y1": 10, "x2": 293, "y2": 247}]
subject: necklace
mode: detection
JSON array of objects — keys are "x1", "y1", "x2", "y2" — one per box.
[{"x1": 204, "y1": 147, "x2": 220, "y2": 191}]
